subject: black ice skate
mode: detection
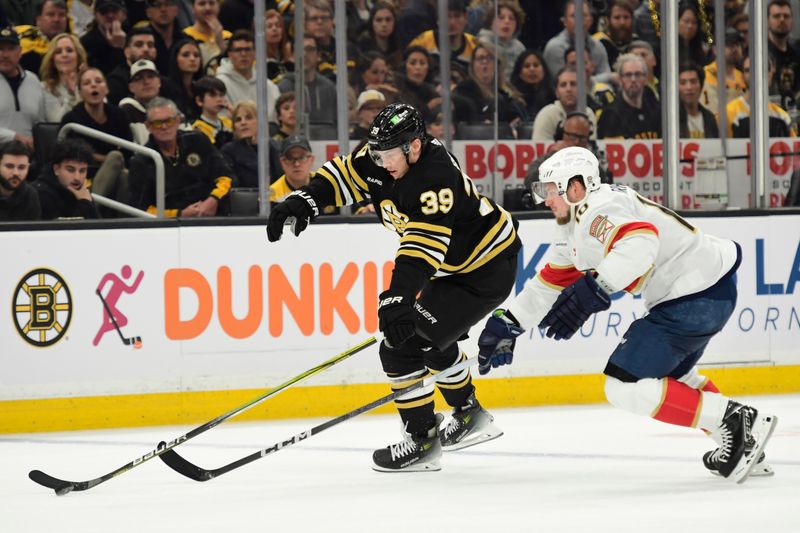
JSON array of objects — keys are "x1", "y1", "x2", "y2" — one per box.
[
  {"x1": 439, "y1": 394, "x2": 503, "y2": 451},
  {"x1": 372, "y1": 414, "x2": 443, "y2": 472},
  {"x1": 706, "y1": 400, "x2": 777, "y2": 484},
  {"x1": 703, "y1": 449, "x2": 774, "y2": 477}
]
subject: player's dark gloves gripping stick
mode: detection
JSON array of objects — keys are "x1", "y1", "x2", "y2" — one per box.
[
  {"x1": 378, "y1": 290, "x2": 417, "y2": 348},
  {"x1": 477, "y1": 310, "x2": 525, "y2": 375},
  {"x1": 266, "y1": 190, "x2": 319, "y2": 242},
  {"x1": 538, "y1": 273, "x2": 610, "y2": 340}
]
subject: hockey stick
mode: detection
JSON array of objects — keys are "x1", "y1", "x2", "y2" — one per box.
[
  {"x1": 28, "y1": 337, "x2": 377, "y2": 495},
  {"x1": 96, "y1": 289, "x2": 142, "y2": 348},
  {"x1": 159, "y1": 355, "x2": 477, "y2": 482}
]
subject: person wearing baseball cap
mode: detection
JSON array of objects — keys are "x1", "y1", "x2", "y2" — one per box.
[
  {"x1": 0, "y1": 26, "x2": 46, "y2": 152},
  {"x1": 271, "y1": 134, "x2": 337, "y2": 213},
  {"x1": 79, "y1": 0, "x2": 127, "y2": 76},
  {"x1": 351, "y1": 89, "x2": 387, "y2": 139},
  {"x1": 271, "y1": 134, "x2": 315, "y2": 205},
  {"x1": 120, "y1": 59, "x2": 162, "y2": 144}
]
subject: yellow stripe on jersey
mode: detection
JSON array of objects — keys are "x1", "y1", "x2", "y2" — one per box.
[
  {"x1": 345, "y1": 154, "x2": 370, "y2": 192},
  {"x1": 396, "y1": 248, "x2": 443, "y2": 270},
  {"x1": 438, "y1": 211, "x2": 513, "y2": 273},
  {"x1": 405, "y1": 221, "x2": 453, "y2": 236},
  {"x1": 316, "y1": 166, "x2": 344, "y2": 206},
  {"x1": 333, "y1": 156, "x2": 365, "y2": 202},
  {"x1": 400, "y1": 234, "x2": 450, "y2": 253},
  {"x1": 457, "y1": 226, "x2": 517, "y2": 274}
]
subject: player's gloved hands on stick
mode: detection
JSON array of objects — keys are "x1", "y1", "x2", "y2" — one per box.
[
  {"x1": 478, "y1": 309, "x2": 525, "y2": 375},
  {"x1": 378, "y1": 290, "x2": 417, "y2": 348},
  {"x1": 538, "y1": 273, "x2": 611, "y2": 341},
  {"x1": 266, "y1": 190, "x2": 319, "y2": 242}
]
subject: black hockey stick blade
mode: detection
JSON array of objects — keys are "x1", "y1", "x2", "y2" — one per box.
[
  {"x1": 159, "y1": 355, "x2": 477, "y2": 482},
  {"x1": 28, "y1": 337, "x2": 376, "y2": 495}
]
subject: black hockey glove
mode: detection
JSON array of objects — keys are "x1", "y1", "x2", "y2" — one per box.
[
  {"x1": 378, "y1": 290, "x2": 417, "y2": 348},
  {"x1": 538, "y1": 273, "x2": 611, "y2": 341},
  {"x1": 478, "y1": 310, "x2": 525, "y2": 375},
  {"x1": 266, "y1": 190, "x2": 319, "y2": 242}
]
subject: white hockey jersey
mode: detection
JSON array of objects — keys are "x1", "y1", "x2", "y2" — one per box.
[{"x1": 508, "y1": 184, "x2": 738, "y2": 330}]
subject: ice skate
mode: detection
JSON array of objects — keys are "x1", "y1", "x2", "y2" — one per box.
[
  {"x1": 439, "y1": 394, "x2": 503, "y2": 451},
  {"x1": 703, "y1": 449, "x2": 774, "y2": 477},
  {"x1": 372, "y1": 414, "x2": 443, "y2": 472},
  {"x1": 705, "y1": 400, "x2": 777, "y2": 484}
]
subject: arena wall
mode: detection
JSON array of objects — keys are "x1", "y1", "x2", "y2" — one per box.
[{"x1": 2, "y1": 213, "x2": 798, "y2": 433}]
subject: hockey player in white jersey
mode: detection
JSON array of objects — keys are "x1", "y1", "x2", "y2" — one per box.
[{"x1": 477, "y1": 146, "x2": 777, "y2": 484}]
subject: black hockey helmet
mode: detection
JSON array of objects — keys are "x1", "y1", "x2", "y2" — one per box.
[{"x1": 367, "y1": 103, "x2": 426, "y2": 154}]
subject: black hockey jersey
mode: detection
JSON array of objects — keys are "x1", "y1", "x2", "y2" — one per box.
[{"x1": 304, "y1": 138, "x2": 520, "y2": 294}]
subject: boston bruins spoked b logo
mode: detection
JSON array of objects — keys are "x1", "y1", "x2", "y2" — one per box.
[{"x1": 13, "y1": 268, "x2": 73, "y2": 347}]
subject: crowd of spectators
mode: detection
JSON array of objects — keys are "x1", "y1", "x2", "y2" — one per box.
[{"x1": 2, "y1": 0, "x2": 800, "y2": 222}]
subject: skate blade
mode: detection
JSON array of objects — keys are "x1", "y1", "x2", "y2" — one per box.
[
  {"x1": 709, "y1": 459, "x2": 774, "y2": 477},
  {"x1": 733, "y1": 413, "x2": 778, "y2": 484},
  {"x1": 443, "y1": 427, "x2": 504, "y2": 452},
  {"x1": 372, "y1": 460, "x2": 441, "y2": 473}
]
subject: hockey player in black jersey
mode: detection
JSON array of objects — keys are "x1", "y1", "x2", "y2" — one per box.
[{"x1": 266, "y1": 103, "x2": 521, "y2": 472}]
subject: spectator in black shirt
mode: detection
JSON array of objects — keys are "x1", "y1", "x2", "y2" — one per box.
[
  {"x1": 678, "y1": 62, "x2": 718, "y2": 139},
  {"x1": 107, "y1": 27, "x2": 157, "y2": 105},
  {"x1": 394, "y1": 46, "x2": 438, "y2": 121},
  {"x1": 220, "y1": 99, "x2": 264, "y2": 188},
  {"x1": 80, "y1": 0, "x2": 128, "y2": 76},
  {"x1": 356, "y1": 1, "x2": 403, "y2": 70},
  {"x1": 0, "y1": 140, "x2": 40, "y2": 220},
  {"x1": 768, "y1": 0, "x2": 800, "y2": 97},
  {"x1": 453, "y1": 39, "x2": 526, "y2": 125},
  {"x1": 510, "y1": 49, "x2": 555, "y2": 122},
  {"x1": 35, "y1": 138, "x2": 99, "y2": 219},
  {"x1": 166, "y1": 38, "x2": 202, "y2": 121},
  {"x1": 128, "y1": 96, "x2": 233, "y2": 216},
  {"x1": 139, "y1": 0, "x2": 185, "y2": 76},
  {"x1": 60, "y1": 67, "x2": 134, "y2": 163},
  {"x1": 598, "y1": 53, "x2": 661, "y2": 139}
]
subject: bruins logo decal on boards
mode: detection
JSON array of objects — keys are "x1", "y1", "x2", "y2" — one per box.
[{"x1": 13, "y1": 268, "x2": 72, "y2": 347}]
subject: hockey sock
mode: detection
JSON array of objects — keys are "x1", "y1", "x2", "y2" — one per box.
[
  {"x1": 605, "y1": 376, "x2": 730, "y2": 430},
  {"x1": 387, "y1": 368, "x2": 436, "y2": 435},
  {"x1": 429, "y1": 350, "x2": 474, "y2": 409}
]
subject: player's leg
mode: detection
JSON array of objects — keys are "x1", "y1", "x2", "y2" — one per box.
[
  {"x1": 602, "y1": 274, "x2": 777, "y2": 482},
  {"x1": 372, "y1": 337, "x2": 443, "y2": 472},
  {"x1": 416, "y1": 253, "x2": 518, "y2": 450}
]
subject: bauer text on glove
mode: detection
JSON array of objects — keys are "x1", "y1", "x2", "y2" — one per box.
[
  {"x1": 377, "y1": 291, "x2": 417, "y2": 347},
  {"x1": 265, "y1": 190, "x2": 319, "y2": 242}
]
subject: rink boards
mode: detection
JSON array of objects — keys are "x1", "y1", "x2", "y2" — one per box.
[{"x1": 1, "y1": 213, "x2": 799, "y2": 433}]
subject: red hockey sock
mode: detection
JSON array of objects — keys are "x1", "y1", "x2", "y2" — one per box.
[{"x1": 652, "y1": 377, "x2": 702, "y2": 428}]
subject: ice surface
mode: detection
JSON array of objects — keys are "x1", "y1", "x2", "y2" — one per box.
[{"x1": 2, "y1": 395, "x2": 798, "y2": 532}]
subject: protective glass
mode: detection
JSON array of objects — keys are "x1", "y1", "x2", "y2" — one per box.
[
  {"x1": 368, "y1": 146, "x2": 404, "y2": 168},
  {"x1": 531, "y1": 181, "x2": 563, "y2": 204}
]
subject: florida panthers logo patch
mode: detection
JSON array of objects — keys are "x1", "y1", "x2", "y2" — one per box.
[{"x1": 589, "y1": 215, "x2": 615, "y2": 244}]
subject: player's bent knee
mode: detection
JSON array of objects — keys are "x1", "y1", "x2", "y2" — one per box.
[
  {"x1": 379, "y1": 338, "x2": 424, "y2": 374},
  {"x1": 604, "y1": 375, "x2": 663, "y2": 417}
]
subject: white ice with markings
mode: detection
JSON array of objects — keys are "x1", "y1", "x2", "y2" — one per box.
[{"x1": 2, "y1": 394, "x2": 798, "y2": 533}]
